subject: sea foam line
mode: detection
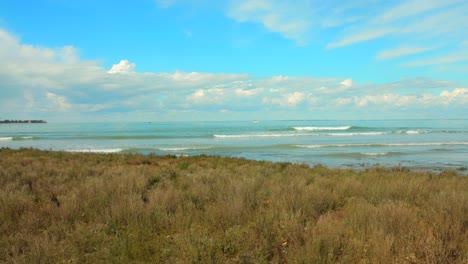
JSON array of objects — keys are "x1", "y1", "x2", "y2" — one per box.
[
  {"x1": 214, "y1": 133, "x2": 311, "y2": 138},
  {"x1": 0, "y1": 136, "x2": 35, "y2": 141},
  {"x1": 157, "y1": 147, "x2": 211, "y2": 151},
  {"x1": 327, "y1": 132, "x2": 384, "y2": 136},
  {"x1": 214, "y1": 131, "x2": 384, "y2": 138},
  {"x1": 362, "y1": 152, "x2": 389, "y2": 156},
  {"x1": 66, "y1": 148, "x2": 126, "y2": 153},
  {"x1": 395, "y1": 130, "x2": 427, "y2": 134},
  {"x1": 293, "y1": 126, "x2": 352, "y2": 131}
]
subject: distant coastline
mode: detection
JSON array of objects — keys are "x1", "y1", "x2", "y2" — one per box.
[{"x1": 0, "y1": 120, "x2": 47, "y2": 124}]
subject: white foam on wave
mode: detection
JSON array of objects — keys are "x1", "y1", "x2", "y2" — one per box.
[
  {"x1": 0, "y1": 136, "x2": 34, "y2": 141},
  {"x1": 396, "y1": 130, "x2": 426, "y2": 134},
  {"x1": 295, "y1": 142, "x2": 468, "y2": 148},
  {"x1": 362, "y1": 152, "x2": 389, "y2": 156},
  {"x1": 66, "y1": 148, "x2": 126, "y2": 153},
  {"x1": 214, "y1": 133, "x2": 310, "y2": 138},
  {"x1": 16, "y1": 136, "x2": 34, "y2": 140},
  {"x1": 157, "y1": 147, "x2": 211, "y2": 151},
  {"x1": 215, "y1": 131, "x2": 385, "y2": 138},
  {"x1": 385, "y1": 142, "x2": 468, "y2": 146},
  {"x1": 328, "y1": 132, "x2": 384, "y2": 136},
  {"x1": 293, "y1": 126, "x2": 351, "y2": 131}
]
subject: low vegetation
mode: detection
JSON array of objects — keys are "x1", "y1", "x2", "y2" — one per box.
[{"x1": 0, "y1": 148, "x2": 466, "y2": 263}]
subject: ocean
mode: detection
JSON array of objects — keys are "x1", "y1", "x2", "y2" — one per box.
[{"x1": 1, "y1": 119, "x2": 467, "y2": 172}]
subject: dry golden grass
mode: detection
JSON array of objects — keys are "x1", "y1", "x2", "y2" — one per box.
[{"x1": 0, "y1": 148, "x2": 466, "y2": 263}]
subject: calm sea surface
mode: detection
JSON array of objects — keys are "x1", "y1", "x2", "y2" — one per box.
[{"x1": 1, "y1": 120, "x2": 467, "y2": 171}]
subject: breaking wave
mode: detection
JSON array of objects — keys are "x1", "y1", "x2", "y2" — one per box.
[
  {"x1": 65, "y1": 148, "x2": 127, "y2": 153},
  {"x1": 293, "y1": 126, "x2": 352, "y2": 131}
]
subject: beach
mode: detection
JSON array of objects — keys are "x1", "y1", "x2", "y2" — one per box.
[{"x1": 1, "y1": 148, "x2": 466, "y2": 263}]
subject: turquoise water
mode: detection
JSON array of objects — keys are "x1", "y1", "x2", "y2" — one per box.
[{"x1": 1, "y1": 120, "x2": 467, "y2": 171}]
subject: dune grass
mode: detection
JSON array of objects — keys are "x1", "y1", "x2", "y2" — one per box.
[{"x1": 0, "y1": 148, "x2": 466, "y2": 263}]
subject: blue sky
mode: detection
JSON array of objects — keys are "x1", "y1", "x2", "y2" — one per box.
[{"x1": 0, "y1": 0, "x2": 466, "y2": 122}]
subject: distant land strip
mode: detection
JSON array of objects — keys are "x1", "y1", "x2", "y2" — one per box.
[{"x1": 0, "y1": 120, "x2": 47, "y2": 124}]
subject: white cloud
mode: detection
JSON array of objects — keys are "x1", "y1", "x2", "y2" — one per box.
[
  {"x1": 402, "y1": 49, "x2": 468, "y2": 67},
  {"x1": 377, "y1": 46, "x2": 435, "y2": 60},
  {"x1": 314, "y1": 79, "x2": 354, "y2": 95},
  {"x1": 352, "y1": 87, "x2": 468, "y2": 108},
  {"x1": 268, "y1": 92, "x2": 306, "y2": 108},
  {"x1": 227, "y1": 0, "x2": 311, "y2": 44},
  {"x1": 154, "y1": 1, "x2": 466, "y2": 72},
  {"x1": 340, "y1": 78, "x2": 353, "y2": 88},
  {"x1": 24, "y1": 91, "x2": 35, "y2": 110},
  {"x1": 377, "y1": 0, "x2": 462, "y2": 23},
  {"x1": 327, "y1": 28, "x2": 396, "y2": 49},
  {"x1": 286, "y1": 92, "x2": 305, "y2": 106},
  {"x1": 355, "y1": 93, "x2": 415, "y2": 107},
  {"x1": 187, "y1": 88, "x2": 225, "y2": 105},
  {"x1": 333, "y1": 97, "x2": 353, "y2": 106},
  {"x1": 59, "y1": 46, "x2": 79, "y2": 63},
  {"x1": 271, "y1": 75, "x2": 289, "y2": 82},
  {"x1": 1, "y1": 27, "x2": 466, "y2": 120},
  {"x1": 0, "y1": 33, "x2": 103, "y2": 94},
  {"x1": 439, "y1": 88, "x2": 468, "y2": 104},
  {"x1": 323, "y1": 0, "x2": 468, "y2": 70},
  {"x1": 328, "y1": 1, "x2": 467, "y2": 48},
  {"x1": 235, "y1": 88, "x2": 263, "y2": 97},
  {"x1": 108, "y1": 60, "x2": 136, "y2": 74},
  {"x1": 46, "y1": 92, "x2": 72, "y2": 111}
]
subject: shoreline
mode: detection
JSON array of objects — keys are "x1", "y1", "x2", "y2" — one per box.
[{"x1": 1, "y1": 147, "x2": 467, "y2": 174}]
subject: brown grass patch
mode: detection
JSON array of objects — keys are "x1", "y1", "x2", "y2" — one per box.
[{"x1": 0, "y1": 148, "x2": 466, "y2": 263}]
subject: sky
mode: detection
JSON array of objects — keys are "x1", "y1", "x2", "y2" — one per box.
[{"x1": 0, "y1": 0, "x2": 467, "y2": 122}]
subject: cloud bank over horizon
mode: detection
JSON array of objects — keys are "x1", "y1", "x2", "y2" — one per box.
[{"x1": 0, "y1": 27, "x2": 466, "y2": 122}]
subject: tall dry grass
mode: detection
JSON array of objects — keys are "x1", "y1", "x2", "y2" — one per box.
[{"x1": 0, "y1": 148, "x2": 466, "y2": 263}]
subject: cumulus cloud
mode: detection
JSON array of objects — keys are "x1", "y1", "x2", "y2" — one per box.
[
  {"x1": 235, "y1": 87, "x2": 263, "y2": 97},
  {"x1": 268, "y1": 92, "x2": 306, "y2": 108},
  {"x1": 1, "y1": 27, "x2": 467, "y2": 120},
  {"x1": 439, "y1": 88, "x2": 468, "y2": 104},
  {"x1": 340, "y1": 78, "x2": 353, "y2": 88},
  {"x1": 46, "y1": 92, "x2": 72, "y2": 111},
  {"x1": 351, "y1": 88, "x2": 468, "y2": 108},
  {"x1": 186, "y1": 88, "x2": 226, "y2": 105},
  {"x1": 286, "y1": 92, "x2": 306, "y2": 106},
  {"x1": 108, "y1": 60, "x2": 136, "y2": 74}
]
